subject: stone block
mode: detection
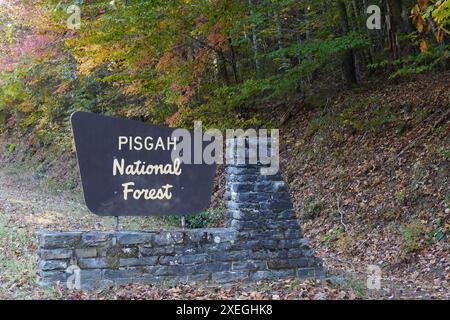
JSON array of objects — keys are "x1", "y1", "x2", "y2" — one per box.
[
  {"x1": 140, "y1": 245, "x2": 174, "y2": 256},
  {"x1": 195, "y1": 262, "x2": 231, "y2": 273},
  {"x1": 252, "y1": 269, "x2": 296, "y2": 281},
  {"x1": 75, "y1": 248, "x2": 97, "y2": 258},
  {"x1": 81, "y1": 232, "x2": 113, "y2": 246},
  {"x1": 211, "y1": 271, "x2": 249, "y2": 283},
  {"x1": 39, "y1": 260, "x2": 68, "y2": 271},
  {"x1": 232, "y1": 260, "x2": 267, "y2": 271},
  {"x1": 119, "y1": 257, "x2": 158, "y2": 267},
  {"x1": 78, "y1": 258, "x2": 109, "y2": 269},
  {"x1": 116, "y1": 231, "x2": 153, "y2": 245},
  {"x1": 39, "y1": 232, "x2": 81, "y2": 249},
  {"x1": 40, "y1": 249, "x2": 73, "y2": 260}
]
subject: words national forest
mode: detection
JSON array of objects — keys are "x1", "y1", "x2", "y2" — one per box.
[{"x1": 0, "y1": 0, "x2": 448, "y2": 305}]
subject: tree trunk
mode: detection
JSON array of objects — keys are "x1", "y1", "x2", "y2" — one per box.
[
  {"x1": 336, "y1": 0, "x2": 357, "y2": 85},
  {"x1": 273, "y1": 9, "x2": 289, "y2": 70},
  {"x1": 228, "y1": 38, "x2": 239, "y2": 84},
  {"x1": 396, "y1": 0, "x2": 413, "y2": 33},
  {"x1": 248, "y1": 0, "x2": 261, "y2": 76},
  {"x1": 218, "y1": 51, "x2": 230, "y2": 86},
  {"x1": 384, "y1": 0, "x2": 400, "y2": 60}
]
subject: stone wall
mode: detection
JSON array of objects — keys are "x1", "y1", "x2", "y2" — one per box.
[{"x1": 38, "y1": 138, "x2": 324, "y2": 289}]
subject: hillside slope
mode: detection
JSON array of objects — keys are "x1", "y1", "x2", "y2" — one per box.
[
  {"x1": 277, "y1": 71, "x2": 449, "y2": 298},
  {"x1": 0, "y1": 72, "x2": 448, "y2": 298}
]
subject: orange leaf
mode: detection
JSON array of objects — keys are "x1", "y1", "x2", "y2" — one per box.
[
  {"x1": 416, "y1": 16, "x2": 424, "y2": 33},
  {"x1": 418, "y1": 0, "x2": 429, "y2": 10},
  {"x1": 435, "y1": 29, "x2": 444, "y2": 43},
  {"x1": 419, "y1": 39, "x2": 429, "y2": 52}
]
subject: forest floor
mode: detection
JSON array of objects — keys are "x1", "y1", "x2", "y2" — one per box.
[
  {"x1": 0, "y1": 166, "x2": 362, "y2": 300},
  {"x1": 275, "y1": 71, "x2": 450, "y2": 299},
  {"x1": 0, "y1": 164, "x2": 441, "y2": 300},
  {"x1": 0, "y1": 71, "x2": 448, "y2": 299}
]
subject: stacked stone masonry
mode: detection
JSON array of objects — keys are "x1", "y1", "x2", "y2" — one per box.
[{"x1": 38, "y1": 138, "x2": 324, "y2": 289}]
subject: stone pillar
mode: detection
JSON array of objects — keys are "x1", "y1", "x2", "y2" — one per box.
[{"x1": 225, "y1": 137, "x2": 324, "y2": 276}]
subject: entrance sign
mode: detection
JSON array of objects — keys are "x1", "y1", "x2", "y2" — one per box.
[{"x1": 70, "y1": 111, "x2": 216, "y2": 216}]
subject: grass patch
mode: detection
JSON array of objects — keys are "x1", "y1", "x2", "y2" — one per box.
[{"x1": 0, "y1": 213, "x2": 38, "y2": 293}]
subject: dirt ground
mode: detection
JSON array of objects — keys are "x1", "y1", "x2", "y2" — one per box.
[{"x1": 0, "y1": 165, "x2": 447, "y2": 299}]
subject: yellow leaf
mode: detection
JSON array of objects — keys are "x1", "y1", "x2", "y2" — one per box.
[
  {"x1": 435, "y1": 29, "x2": 444, "y2": 43},
  {"x1": 419, "y1": 39, "x2": 429, "y2": 52},
  {"x1": 416, "y1": 16, "x2": 424, "y2": 33}
]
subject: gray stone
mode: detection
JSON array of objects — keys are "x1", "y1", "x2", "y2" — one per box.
[
  {"x1": 79, "y1": 269, "x2": 102, "y2": 281},
  {"x1": 210, "y1": 250, "x2": 253, "y2": 262},
  {"x1": 188, "y1": 273, "x2": 210, "y2": 282},
  {"x1": 116, "y1": 231, "x2": 153, "y2": 245},
  {"x1": 226, "y1": 201, "x2": 258, "y2": 210},
  {"x1": 232, "y1": 260, "x2": 267, "y2": 271},
  {"x1": 211, "y1": 271, "x2": 249, "y2": 283},
  {"x1": 232, "y1": 240, "x2": 261, "y2": 250},
  {"x1": 228, "y1": 210, "x2": 258, "y2": 221},
  {"x1": 230, "y1": 220, "x2": 259, "y2": 231},
  {"x1": 273, "y1": 192, "x2": 291, "y2": 202},
  {"x1": 287, "y1": 248, "x2": 305, "y2": 258},
  {"x1": 256, "y1": 173, "x2": 283, "y2": 182},
  {"x1": 284, "y1": 229, "x2": 303, "y2": 239},
  {"x1": 230, "y1": 192, "x2": 259, "y2": 202},
  {"x1": 279, "y1": 239, "x2": 309, "y2": 249},
  {"x1": 114, "y1": 278, "x2": 134, "y2": 286},
  {"x1": 39, "y1": 270, "x2": 69, "y2": 283},
  {"x1": 272, "y1": 181, "x2": 288, "y2": 192},
  {"x1": 39, "y1": 232, "x2": 81, "y2": 249},
  {"x1": 206, "y1": 229, "x2": 236, "y2": 243},
  {"x1": 252, "y1": 269, "x2": 296, "y2": 281},
  {"x1": 225, "y1": 167, "x2": 258, "y2": 175},
  {"x1": 175, "y1": 245, "x2": 198, "y2": 255},
  {"x1": 254, "y1": 181, "x2": 273, "y2": 192},
  {"x1": 186, "y1": 230, "x2": 207, "y2": 243},
  {"x1": 140, "y1": 245, "x2": 174, "y2": 256},
  {"x1": 230, "y1": 183, "x2": 254, "y2": 193},
  {"x1": 278, "y1": 210, "x2": 296, "y2": 220},
  {"x1": 152, "y1": 231, "x2": 179, "y2": 246},
  {"x1": 78, "y1": 258, "x2": 109, "y2": 269},
  {"x1": 153, "y1": 265, "x2": 196, "y2": 276},
  {"x1": 119, "y1": 257, "x2": 158, "y2": 267},
  {"x1": 103, "y1": 267, "x2": 151, "y2": 279},
  {"x1": 81, "y1": 279, "x2": 114, "y2": 290},
  {"x1": 288, "y1": 258, "x2": 310, "y2": 268},
  {"x1": 158, "y1": 256, "x2": 180, "y2": 265},
  {"x1": 195, "y1": 262, "x2": 231, "y2": 273},
  {"x1": 260, "y1": 240, "x2": 278, "y2": 250},
  {"x1": 179, "y1": 254, "x2": 208, "y2": 265},
  {"x1": 75, "y1": 248, "x2": 97, "y2": 258},
  {"x1": 268, "y1": 200, "x2": 293, "y2": 211},
  {"x1": 119, "y1": 247, "x2": 139, "y2": 258},
  {"x1": 81, "y1": 232, "x2": 113, "y2": 246},
  {"x1": 39, "y1": 260, "x2": 68, "y2": 271},
  {"x1": 40, "y1": 249, "x2": 73, "y2": 260},
  {"x1": 296, "y1": 268, "x2": 317, "y2": 278},
  {"x1": 228, "y1": 174, "x2": 258, "y2": 183}
]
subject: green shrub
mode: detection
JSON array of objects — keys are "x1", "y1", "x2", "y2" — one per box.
[
  {"x1": 302, "y1": 197, "x2": 323, "y2": 220},
  {"x1": 163, "y1": 205, "x2": 227, "y2": 229},
  {"x1": 399, "y1": 221, "x2": 424, "y2": 254},
  {"x1": 6, "y1": 143, "x2": 16, "y2": 154}
]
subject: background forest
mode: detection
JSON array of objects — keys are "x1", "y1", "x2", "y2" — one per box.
[
  {"x1": 0, "y1": 0, "x2": 448, "y2": 135},
  {"x1": 0, "y1": 0, "x2": 448, "y2": 299}
]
